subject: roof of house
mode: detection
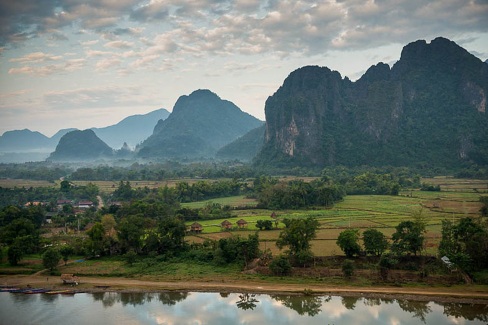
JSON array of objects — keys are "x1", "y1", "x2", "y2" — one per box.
[{"x1": 237, "y1": 219, "x2": 247, "y2": 225}]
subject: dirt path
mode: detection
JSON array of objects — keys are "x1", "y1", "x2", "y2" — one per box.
[{"x1": 2, "y1": 274, "x2": 488, "y2": 304}]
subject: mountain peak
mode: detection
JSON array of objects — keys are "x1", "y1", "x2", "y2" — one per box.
[
  {"x1": 48, "y1": 129, "x2": 113, "y2": 161},
  {"x1": 138, "y1": 90, "x2": 263, "y2": 159}
]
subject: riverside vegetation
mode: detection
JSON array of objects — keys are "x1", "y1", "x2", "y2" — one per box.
[{"x1": 0, "y1": 164, "x2": 487, "y2": 294}]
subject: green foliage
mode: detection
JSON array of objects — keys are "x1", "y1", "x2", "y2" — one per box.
[
  {"x1": 420, "y1": 183, "x2": 441, "y2": 191},
  {"x1": 391, "y1": 220, "x2": 425, "y2": 256},
  {"x1": 256, "y1": 178, "x2": 344, "y2": 210},
  {"x1": 117, "y1": 216, "x2": 146, "y2": 254},
  {"x1": 342, "y1": 259, "x2": 355, "y2": 278},
  {"x1": 42, "y1": 247, "x2": 61, "y2": 271},
  {"x1": 439, "y1": 217, "x2": 488, "y2": 272},
  {"x1": 214, "y1": 233, "x2": 260, "y2": 266},
  {"x1": 59, "y1": 245, "x2": 74, "y2": 265},
  {"x1": 363, "y1": 229, "x2": 389, "y2": 256},
  {"x1": 276, "y1": 217, "x2": 319, "y2": 260},
  {"x1": 256, "y1": 219, "x2": 273, "y2": 230},
  {"x1": 345, "y1": 172, "x2": 400, "y2": 195},
  {"x1": 269, "y1": 255, "x2": 292, "y2": 276},
  {"x1": 124, "y1": 249, "x2": 138, "y2": 266},
  {"x1": 378, "y1": 253, "x2": 398, "y2": 280},
  {"x1": 336, "y1": 229, "x2": 361, "y2": 257},
  {"x1": 7, "y1": 242, "x2": 23, "y2": 266}
]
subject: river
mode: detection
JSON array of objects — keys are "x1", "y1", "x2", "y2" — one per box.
[{"x1": 0, "y1": 291, "x2": 487, "y2": 324}]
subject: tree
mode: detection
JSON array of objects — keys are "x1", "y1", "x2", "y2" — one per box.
[
  {"x1": 391, "y1": 220, "x2": 424, "y2": 256},
  {"x1": 336, "y1": 229, "x2": 361, "y2": 257},
  {"x1": 117, "y1": 215, "x2": 146, "y2": 254},
  {"x1": 363, "y1": 229, "x2": 389, "y2": 256},
  {"x1": 7, "y1": 242, "x2": 23, "y2": 266},
  {"x1": 86, "y1": 222, "x2": 106, "y2": 256},
  {"x1": 276, "y1": 217, "x2": 319, "y2": 259},
  {"x1": 157, "y1": 217, "x2": 187, "y2": 253},
  {"x1": 256, "y1": 219, "x2": 273, "y2": 230},
  {"x1": 42, "y1": 247, "x2": 61, "y2": 271},
  {"x1": 59, "y1": 245, "x2": 74, "y2": 265}
]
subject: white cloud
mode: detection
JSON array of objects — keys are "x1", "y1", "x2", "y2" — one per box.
[{"x1": 104, "y1": 40, "x2": 134, "y2": 49}]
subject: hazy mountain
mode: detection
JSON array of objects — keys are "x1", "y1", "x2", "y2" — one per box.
[
  {"x1": 92, "y1": 108, "x2": 170, "y2": 148},
  {"x1": 0, "y1": 129, "x2": 51, "y2": 152},
  {"x1": 48, "y1": 129, "x2": 114, "y2": 161},
  {"x1": 50, "y1": 128, "x2": 78, "y2": 144},
  {"x1": 138, "y1": 90, "x2": 263, "y2": 159},
  {"x1": 216, "y1": 124, "x2": 265, "y2": 161},
  {"x1": 255, "y1": 37, "x2": 488, "y2": 170}
]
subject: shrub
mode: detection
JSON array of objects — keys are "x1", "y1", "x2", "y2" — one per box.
[
  {"x1": 342, "y1": 260, "x2": 355, "y2": 278},
  {"x1": 269, "y1": 255, "x2": 292, "y2": 276}
]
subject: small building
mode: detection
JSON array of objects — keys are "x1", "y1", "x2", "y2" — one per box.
[
  {"x1": 190, "y1": 222, "x2": 203, "y2": 233},
  {"x1": 61, "y1": 274, "x2": 79, "y2": 285},
  {"x1": 237, "y1": 219, "x2": 248, "y2": 228},
  {"x1": 78, "y1": 200, "x2": 94, "y2": 209},
  {"x1": 221, "y1": 220, "x2": 233, "y2": 230}
]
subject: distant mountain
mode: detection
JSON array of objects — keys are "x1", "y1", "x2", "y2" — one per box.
[
  {"x1": 50, "y1": 128, "x2": 78, "y2": 144},
  {"x1": 138, "y1": 90, "x2": 263, "y2": 159},
  {"x1": 216, "y1": 125, "x2": 265, "y2": 161},
  {"x1": 254, "y1": 37, "x2": 488, "y2": 170},
  {"x1": 92, "y1": 108, "x2": 170, "y2": 148},
  {"x1": 0, "y1": 129, "x2": 51, "y2": 152},
  {"x1": 48, "y1": 129, "x2": 114, "y2": 161}
]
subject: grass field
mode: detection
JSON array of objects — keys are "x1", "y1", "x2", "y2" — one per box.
[{"x1": 183, "y1": 177, "x2": 485, "y2": 257}]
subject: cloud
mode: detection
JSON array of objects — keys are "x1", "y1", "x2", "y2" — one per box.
[
  {"x1": 8, "y1": 58, "x2": 86, "y2": 76},
  {"x1": 1, "y1": 0, "x2": 487, "y2": 56},
  {"x1": 9, "y1": 52, "x2": 62, "y2": 63},
  {"x1": 104, "y1": 40, "x2": 134, "y2": 49}
]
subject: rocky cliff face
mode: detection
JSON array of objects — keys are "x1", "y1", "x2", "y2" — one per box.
[{"x1": 256, "y1": 37, "x2": 488, "y2": 169}]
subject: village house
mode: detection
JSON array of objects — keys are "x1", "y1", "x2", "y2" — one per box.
[
  {"x1": 221, "y1": 220, "x2": 232, "y2": 230},
  {"x1": 77, "y1": 200, "x2": 94, "y2": 209},
  {"x1": 236, "y1": 219, "x2": 248, "y2": 228},
  {"x1": 190, "y1": 222, "x2": 203, "y2": 233}
]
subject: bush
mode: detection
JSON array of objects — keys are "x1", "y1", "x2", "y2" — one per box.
[
  {"x1": 269, "y1": 255, "x2": 292, "y2": 276},
  {"x1": 342, "y1": 260, "x2": 355, "y2": 278}
]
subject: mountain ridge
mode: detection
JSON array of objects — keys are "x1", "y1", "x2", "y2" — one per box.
[{"x1": 254, "y1": 37, "x2": 488, "y2": 169}]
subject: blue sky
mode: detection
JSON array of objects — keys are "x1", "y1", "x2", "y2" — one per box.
[{"x1": 1, "y1": 0, "x2": 487, "y2": 137}]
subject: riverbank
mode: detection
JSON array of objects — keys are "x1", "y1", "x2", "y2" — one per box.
[{"x1": 2, "y1": 274, "x2": 488, "y2": 304}]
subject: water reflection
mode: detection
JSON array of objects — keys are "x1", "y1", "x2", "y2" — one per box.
[
  {"x1": 236, "y1": 293, "x2": 259, "y2": 310},
  {"x1": 397, "y1": 299, "x2": 432, "y2": 323},
  {"x1": 158, "y1": 291, "x2": 189, "y2": 306},
  {"x1": 341, "y1": 296, "x2": 360, "y2": 310},
  {"x1": 91, "y1": 291, "x2": 189, "y2": 308},
  {"x1": 1, "y1": 291, "x2": 487, "y2": 325},
  {"x1": 440, "y1": 302, "x2": 488, "y2": 322},
  {"x1": 271, "y1": 294, "x2": 330, "y2": 316}
]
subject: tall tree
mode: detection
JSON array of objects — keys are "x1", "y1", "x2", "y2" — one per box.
[
  {"x1": 363, "y1": 229, "x2": 389, "y2": 256},
  {"x1": 391, "y1": 221, "x2": 425, "y2": 256},
  {"x1": 337, "y1": 229, "x2": 361, "y2": 257},
  {"x1": 276, "y1": 217, "x2": 319, "y2": 261}
]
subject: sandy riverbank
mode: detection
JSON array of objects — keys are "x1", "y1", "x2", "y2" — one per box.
[{"x1": 1, "y1": 274, "x2": 488, "y2": 304}]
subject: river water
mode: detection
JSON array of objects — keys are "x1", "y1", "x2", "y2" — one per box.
[{"x1": 0, "y1": 291, "x2": 487, "y2": 325}]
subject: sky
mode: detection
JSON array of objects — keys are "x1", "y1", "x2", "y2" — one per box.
[{"x1": 1, "y1": 0, "x2": 487, "y2": 137}]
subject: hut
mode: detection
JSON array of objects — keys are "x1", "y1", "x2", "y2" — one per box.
[
  {"x1": 236, "y1": 219, "x2": 248, "y2": 228},
  {"x1": 61, "y1": 274, "x2": 79, "y2": 285},
  {"x1": 190, "y1": 222, "x2": 203, "y2": 233},
  {"x1": 221, "y1": 220, "x2": 233, "y2": 230}
]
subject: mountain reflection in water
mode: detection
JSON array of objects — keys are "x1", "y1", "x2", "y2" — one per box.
[{"x1": 0, "y1": 292, "x2": 486, "y2": 325}]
